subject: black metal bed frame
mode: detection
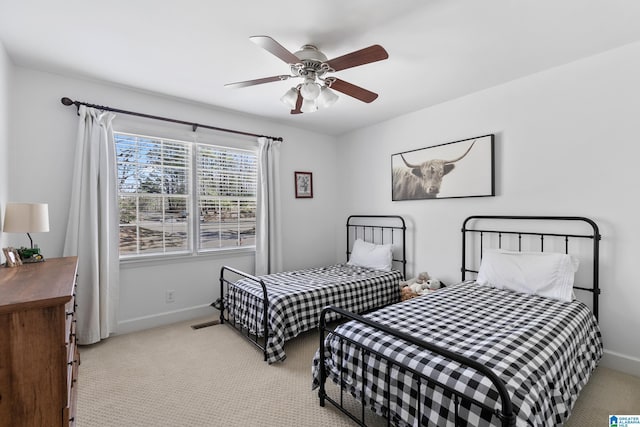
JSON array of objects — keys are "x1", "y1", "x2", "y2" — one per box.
[
  {"x1": 317, "y1": 215, "x2": 601, "y2": 427},
  {"x1": 346, "y1": 215, "x2": 407, "y2": 279},
  {"x1": 219, "y1": 215, "x2": 407, "y2": 362},
  {"x1": 462, "y1": 215, "x2": 601, "y2": 320}
]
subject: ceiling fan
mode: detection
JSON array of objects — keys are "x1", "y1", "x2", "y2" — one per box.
[{"x1": 225, "y1": 36, "x2": 389, "y2": 114}]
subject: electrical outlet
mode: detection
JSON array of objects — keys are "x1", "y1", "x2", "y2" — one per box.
[{"x1": 166, "y1": 290, "x2": 175, "y2": 303}]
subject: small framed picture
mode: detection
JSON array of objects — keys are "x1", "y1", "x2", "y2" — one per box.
[
  {"x1": 294, "y1": 171, "x2": 313, "y2": 198},
  {"x1": 3, "y1": 247, "x2": 22, "y2": 267}
]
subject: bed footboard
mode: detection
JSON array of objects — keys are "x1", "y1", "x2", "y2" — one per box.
[
  {"x1": 317, "y1": 306, "x2": 516, "y2": 427},
  {"x1": 219, "y1": 266, "x2": 269, "y2": 361}
]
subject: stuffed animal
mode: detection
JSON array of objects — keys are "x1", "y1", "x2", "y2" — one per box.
[
  {"x1": 399, "y1": 272, "x2": 432, "y2": 299},
  {"x1": 425, "y1": 279, "x2": 441, "y2": 290},
  {"x1": 409, "y1": 282, "x2": 428, "y2": 294},
  {"x1": 415, "y1": 271, "x2": 430, "y2": 284},
  {"x1": 400, "y1": 286, "x2": 417, "y2": 301},
  {"x1": 399, "y1": 272, "x2": 430, "y2": 289}
]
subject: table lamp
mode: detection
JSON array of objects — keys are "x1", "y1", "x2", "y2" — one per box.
[{"x1": 2, "y1": 202, "x2": 49, "y2": 261}]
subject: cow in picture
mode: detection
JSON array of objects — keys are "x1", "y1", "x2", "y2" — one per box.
[{"x1": 392, "y1": 140, "x2": 476, "y2": 200}]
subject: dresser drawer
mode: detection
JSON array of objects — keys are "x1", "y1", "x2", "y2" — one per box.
[
  {"x1": 66, "y1": 345, "x2": 79, "y2": 422},
  {"x1": 66, "y1": 344, "x2": 78, "y2": 389},
  {"x1": 67, "y1": 374, "x2": 78, "y2": 426},
  {"x1": 64, "y1": 294, "x2": 77, "y2": 343}
]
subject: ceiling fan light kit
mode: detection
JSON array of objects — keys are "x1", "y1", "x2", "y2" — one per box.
[
  {"x1": 280, "y1": 87, "x2": 299, "y2": 109},
  {"x1": 317, "y1": 86, "x2": 339, "y2": 109},
  {"x1": 300, "y1": 98, "x2": 318, "y2": 113},
  {"x1": 225, "y1": 36, "x2": 388, "y2": 115},
  {"x1": 300, "y1": 78, "x2": 321, "y2": 100}
]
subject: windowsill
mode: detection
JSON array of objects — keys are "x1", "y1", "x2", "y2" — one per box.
[{"x1": 119, "y1": 247, "x2": 255, "y2": 268}]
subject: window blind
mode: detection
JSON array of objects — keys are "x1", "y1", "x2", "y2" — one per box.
[
  {"x1": 196, "y1": 144, "x2": 257, "y2": 249},
  {"x1": 115, "y1": 132, "x2": 257, "y2": 257}
]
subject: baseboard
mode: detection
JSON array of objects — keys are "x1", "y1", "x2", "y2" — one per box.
[
  {"x1": 601, "y1": 349, "x2": 640, "y2": 378},
  {"x1": 116, "y1": 304, "x2": 217, "y2": 335}
]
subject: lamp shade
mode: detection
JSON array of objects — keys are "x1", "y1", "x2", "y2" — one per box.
[
  {"x1": 316, "y1": 87, "x2": 339, "y2": 109},
  {"x1": 3, "y1": 203, "x2": 50, "y2": 233},
  {"x1": 300, "y1": 80, "x2": 321, "y2": 100},
  {"x1": 300, "y1": 98, "x2": 318, "y2": 113},
  {"x1": 280, "y1": 87, "x2": 299, "y2": 109}
]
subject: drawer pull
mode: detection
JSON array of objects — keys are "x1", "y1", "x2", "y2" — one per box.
[{"x1": 66, "y1": 311, "x2": 74, "y2": 317}]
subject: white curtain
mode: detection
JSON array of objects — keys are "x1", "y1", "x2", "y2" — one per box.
[
  {"x1": 255, "y1": 137, "x2": 282, "y2": 275},
  {"x1": 63, "y1": 105, "x2": 119, "y2": 345}
]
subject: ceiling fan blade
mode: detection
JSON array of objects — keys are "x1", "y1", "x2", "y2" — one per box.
[
  {"x1": 250, "y1": 35, "x2": 300, "y2": 64},
  {"x1": 225, "y1": 75, "x2": 291, "y2": 89},
  {"x1": 326, "y1": 45, "x2": 388, "y2": 72},
  {"x1": 330, "y1": 78, "x2": 379, "y2": 103},
  {"x1": 291, "y1": 92, "x2": 303, "y2": 114}
]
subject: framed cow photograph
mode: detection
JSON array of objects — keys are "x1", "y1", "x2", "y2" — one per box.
[{"x1": 391, "y1": 134, "x2": 495, "y2": 201}]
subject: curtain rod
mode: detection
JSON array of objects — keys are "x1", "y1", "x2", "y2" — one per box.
[{"x1": 60, "y1": 97, "x2": 283, "y2": 142}]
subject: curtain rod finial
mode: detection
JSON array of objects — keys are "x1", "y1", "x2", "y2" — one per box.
[{"x1": 61, "y1": 97, "x2": 74, "y2": 106}]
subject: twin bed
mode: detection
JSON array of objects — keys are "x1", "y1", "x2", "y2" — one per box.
[
  {"x1": 219, "y1": 215, "x2": 407, "y2": 363},
  {"x1": 219, "y1": 215, "x2": 603, "y2": 426}
]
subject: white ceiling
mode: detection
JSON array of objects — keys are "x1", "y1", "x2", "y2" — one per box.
[{"x1": 2, "y1": 1, "x2": 640, "y2": 136}]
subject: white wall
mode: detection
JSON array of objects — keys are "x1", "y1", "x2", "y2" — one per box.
[
  {"x1": 0, "y1": 41, "x2": 10, "y2": 261},
  {"x1": 336, "y1": 41, "x2": 640, "y2": 376},
  {"x1": 8, "y1": 67, "x2": 339, "y2": 332}
]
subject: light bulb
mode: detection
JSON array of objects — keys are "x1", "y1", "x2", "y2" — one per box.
[
  {"x1": 300, "y1": 98, "x2": 317, "y2": 113},
  {"x1": 300, "y1": 80, "x2": 321, "y2": 100},
  {"x1": 280, "y1": 87, "x2": 298, "y2": 109},
  {"x1": 316, "y1": 87, "x2": 339, "y2": 109}
]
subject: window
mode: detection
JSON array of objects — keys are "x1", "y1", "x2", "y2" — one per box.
[{"x1": 115, "y1": 132, "x2": 257, "y2": 258}]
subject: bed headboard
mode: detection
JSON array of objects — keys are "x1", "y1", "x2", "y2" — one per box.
[
  {"x1": 461, "y1": 215, "x2": 601, "y2": 319},
  {"x1": 346, "y1": 215, "x2": 407, "y2": 279}
]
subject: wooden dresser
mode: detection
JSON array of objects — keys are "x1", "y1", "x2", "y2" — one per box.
[{"x1": 0, "y1": 256, "x2": 79, "y2": 427}]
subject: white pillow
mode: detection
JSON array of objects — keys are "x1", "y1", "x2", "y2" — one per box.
[
  {"x1": 476, "y1": 249, "x2": 579, "y2": 303},
  {"x1": 347, "y1": 239, "x2": 393, "y2": 271}
]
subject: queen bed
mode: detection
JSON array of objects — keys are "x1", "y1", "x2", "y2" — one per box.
[
  {"x1": 312, "y1": 215, "x2": 603, "y2": 426},
  {"x1": 219, "y1": 215, "x2": 407, "y2": 364}
]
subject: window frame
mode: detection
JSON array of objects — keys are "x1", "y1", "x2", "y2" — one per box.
[{"x1": 114, "y1": 130, "x2": 258, "y2": 261}]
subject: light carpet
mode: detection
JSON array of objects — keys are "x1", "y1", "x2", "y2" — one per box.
[{"x1": 77, "y1": 315, "x2": 640, "y2": 426}]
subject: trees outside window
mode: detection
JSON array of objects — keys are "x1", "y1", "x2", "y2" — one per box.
[{"x1": 115, "y1": 132, "x2": 257, "y2": 258}]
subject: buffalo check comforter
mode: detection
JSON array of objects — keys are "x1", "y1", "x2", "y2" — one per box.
[
  {"x1": 226, "y1": 263, "x2": 402, "y2": 364},
  {"x1": 312, "y1": 282, "x2": 603, "y2": 426}
]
